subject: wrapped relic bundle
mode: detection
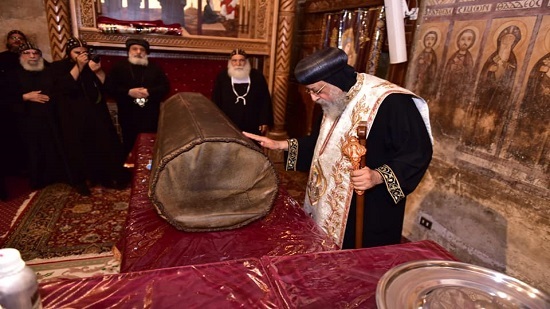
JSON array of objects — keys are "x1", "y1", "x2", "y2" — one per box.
[{"x1": 149, "y1": 92, "x2": 279, "y2": 232}]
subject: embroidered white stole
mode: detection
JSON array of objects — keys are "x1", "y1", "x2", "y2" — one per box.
[{"x1": 303, "y1": 73, "x2": 431, "y2": 247}]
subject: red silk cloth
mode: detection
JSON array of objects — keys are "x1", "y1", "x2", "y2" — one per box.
[
  {"x1": 117, "y1": 133, "x2": 338, "y2": 273},
  {"x1": 40, "y1": 240, "x2": 457, "y2": 308}
]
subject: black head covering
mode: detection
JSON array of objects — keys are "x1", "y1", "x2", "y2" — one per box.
[
  {"x1": 126, "y1": 38, "x2": 150, "y2": 54},
  {"x1": 66, "y1": 37, "x2": 88, "y2": 55},
  {"x1": 18, "y1": 42, "x2": 41, "y2": 55},
  {"x1": 294, "y1": 47, "x2": 357, "y2": 92},
  {"x1": 497, "y1": 25, "x2": 521, "y2": 49},
  {"x1": 7, "y1": 30, "x2": 27, "y2": 41},
  {"x1": 230, "y1": 48, "x2": 247, "y2": 59}
]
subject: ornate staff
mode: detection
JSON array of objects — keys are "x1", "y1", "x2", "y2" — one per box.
[{"x1": 342, "y1": 121, "x2": 368, "y2": 248}]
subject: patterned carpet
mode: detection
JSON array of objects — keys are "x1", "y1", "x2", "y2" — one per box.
[
  {"x1": 0, "y1": 193, "x2": 35, "y2": 241},
  {"x1": 2, "y1": 183, "x2": 130, "y2": 261},
  {"x1": 0, "y1": 176, "x2": 35, "y2": 240},
  {"x1": 274, "y1": 163, "x2": 309, "y2": 206}
]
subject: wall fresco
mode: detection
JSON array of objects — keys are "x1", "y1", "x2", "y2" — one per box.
[
  {"x1": 404, "y1": 0, "x2": 549, "y2": 293},
  {"x1": 406, "y1": 0, "x2": 549, "y2": 175},
  {"x1": 505, "y1": 15, "x2": 550, "y2": 170}
]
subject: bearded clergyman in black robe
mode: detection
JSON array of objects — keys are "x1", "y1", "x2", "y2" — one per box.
[
  {"x1": 50, "y1": 37, "x2": 129, "y2": 196},
  {"x1": 105, "y1": 38, "x2": 170, "y2": 157},
  {"x1": 212, "y1": 49, "x2": 273, "y2": 135},
  {"x1": 1, "y1": 30, "x2": 28, "y2": 198},
  {"x1": 244, "y1": 48, "x2": 433, "y2": 249},
  {"x1": 5, "y1": 42, "x2": 68, "y2": 189}
]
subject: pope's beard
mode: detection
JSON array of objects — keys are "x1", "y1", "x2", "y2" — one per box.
[
  {"x1": 20, "y1": 57, "x2": 45, "y2": 72},
  {"x1": 128, "y1": 54, "x2": 148, "y2": 66},
  {"x1": 316, "y1": 88, "x2": 348, "y2": 120},
  {"x1": 227, "y1": 60, "x2": 251, "y2": 79}
]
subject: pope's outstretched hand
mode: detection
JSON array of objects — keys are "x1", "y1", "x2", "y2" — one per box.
[{"x1": 242, "y1": 132, "x2": 289, "y2": 151}]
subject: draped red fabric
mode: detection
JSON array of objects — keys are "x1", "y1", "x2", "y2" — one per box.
[{"x1": 40, "y1": 240, "x2": 456, "y2": 308}]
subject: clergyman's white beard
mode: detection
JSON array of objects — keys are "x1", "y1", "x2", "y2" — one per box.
[
  {"x1": 317, "y1": 90, "x2": 348, "y2": 120},
  {"x1": 20, "y1": 58, "x2": 45, "y2": 72},
  {"x1": 227, "y1": 61, "x2": 251, "y2": 80},
  {"x1": 128, "y1": 55, "x2": 148, "y2": 66}
]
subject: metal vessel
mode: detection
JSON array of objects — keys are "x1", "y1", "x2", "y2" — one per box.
[{"x1": 377, "y1": 259, "x2": 550, "y2": 309}]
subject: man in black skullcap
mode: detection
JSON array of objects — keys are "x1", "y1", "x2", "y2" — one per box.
[
  {"x1": 105, "y1": 38, "x2": 170, "y2": 157},
  {"x1": 0, "y1": 30, "x2": 29, "y2": 198},
  {"x1": 244, "y1": 47, "x2": 433, "y2": 249},
  {"x1": 212, "y1": 48, "x2": 273, "y2": 135},
  {"x1": 4, "y1": 42, "x2": 69, "y2": 189},
  {"x1": 0, "y1": 30, "x2": 27, "y2": 70},
  {"x1": 50, "y1": 37, "x2": 129, "y2": 195}
]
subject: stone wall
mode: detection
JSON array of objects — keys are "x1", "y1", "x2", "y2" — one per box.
[
  {"x1": 404, "y1": 0, "x2": 549, "y2": 294},
  {"x1": 0, "y1": 0, "x2": 52, "y2": 61}
]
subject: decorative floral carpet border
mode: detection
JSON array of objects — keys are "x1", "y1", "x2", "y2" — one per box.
[
  {"x1": 28, "y1": 253, "x2": 119, "y2": 283},
  {"x1": 0, "y1": 191, "x2": 35, "y2": 242},
  {"x1": 3, "y1": 183, "x2": 130, "y2": 261}
]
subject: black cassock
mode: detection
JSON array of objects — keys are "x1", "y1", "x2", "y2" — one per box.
[
  {"x1": 291, "y1": 94, "x2": 433, "y2": 249},
  {"x1": 0, "y1": 51, "x2": 28, "y2": 177},
  {"x1": 105, "y1": 60, "x2": 170, "y2": 156},
  {"x1": 5, "y1": 65, "x2": 68, "y2": 189},
  {"x1": 50, "y1": 58, "x2": 127, "y2": 187},
  {"x1": 212, "y1": 68, "x2": 273, "y2": 134}
]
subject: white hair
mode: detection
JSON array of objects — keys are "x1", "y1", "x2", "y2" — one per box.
[
  {"x1": 316, "y1": 86, "x2": 348, "y2": 121},
  {"x1": 128, "y1": 54, "x2": 148, "y2": 66},
  {"x1": 227, "y1": 59, "x2": 251, "y2": 79},
  {"x1": 20, "y1": 56, "x2": 44, "y2": 72}
]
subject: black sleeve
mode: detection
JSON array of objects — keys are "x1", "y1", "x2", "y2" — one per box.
[
  {"x1": 368, "y1": 93, "x2": 433, "y2": 199},
  {"x1": 147, "y1": 64, "x2": 170, "y2": 103}
]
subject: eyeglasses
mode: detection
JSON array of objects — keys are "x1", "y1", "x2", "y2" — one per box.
[
  {"x1": 21, "y1": 50, "x2": 41, "y2": 56},
  {"x1": 230, "y1": 59, "x2": 246, "y2": 64},
  {"x1": 305, "y1": 83, "x2": 326, "y2": 96},
  {"x1": 9, "y1": 36, "x2": 24, "y2": 41}
]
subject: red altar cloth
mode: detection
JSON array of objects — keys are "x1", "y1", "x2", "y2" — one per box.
[
  {"x1": 117, "y1": 134, "x2": 338, "y2": 273},
  {"x1": 40, "y1": 258, "x2": 281, "y2": 308},
  {"x1": 263, "y1": 240, "x2": 458, "y2": 308},
  {"x1": 40, "y1": 240, "x2": 456, "y2": 308}
]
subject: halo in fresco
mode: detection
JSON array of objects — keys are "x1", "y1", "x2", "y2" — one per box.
[
  {"x1": 492, "y1": 20, "x2": 528, "y2": 52},
  {"x1": 455, "y1": 26, "x2": 480, "y2": 48},
  {"x1": 420, "y1": 27, "x2": 442, "y2": 50}
]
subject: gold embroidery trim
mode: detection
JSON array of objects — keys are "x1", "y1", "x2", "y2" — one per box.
[
  {"x1": 307, "y1": 160, "x2": 326, "y2": 206},
  {"x1": 347, "y1": 73, "x2": 364, "y2": 99},
  {"x1": 286, "y1": 138, "x2": 298, "y2": 171},
  {"x1": 376, "y1": 164, "x2": 405, "y2": 204}
]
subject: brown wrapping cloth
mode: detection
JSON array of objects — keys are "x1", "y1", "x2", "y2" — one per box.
[{"x1": 148, "y1": 92, "x2": 278, "y2": 232}]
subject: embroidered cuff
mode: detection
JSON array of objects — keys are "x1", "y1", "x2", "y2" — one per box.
[
  {"x1": 376, "y1": 164, "x2": 405, "y2": 204},
  {"x1": 286, "y1": 138, "x2": 298, "y2": 171}
]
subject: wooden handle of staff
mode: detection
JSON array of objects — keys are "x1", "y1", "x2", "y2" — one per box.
[{"x1": 355, "y1": 123, "x2": 367, "y2": 249}]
